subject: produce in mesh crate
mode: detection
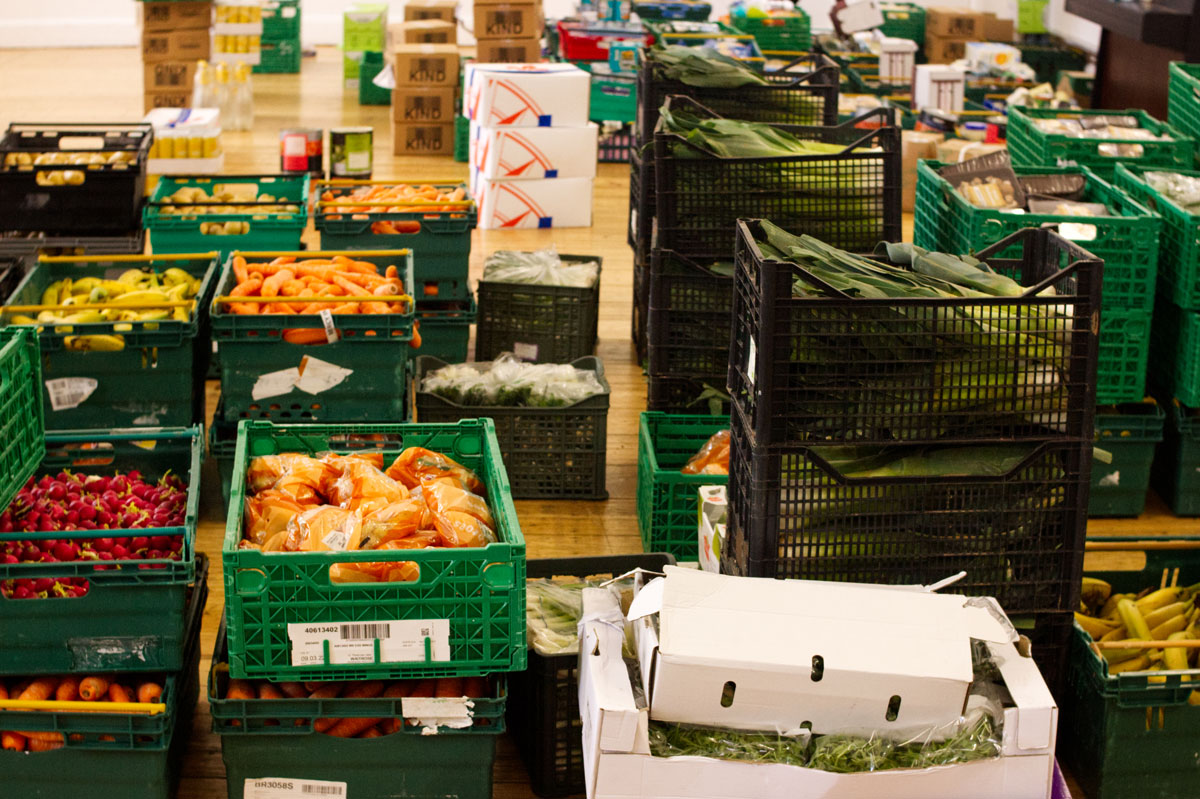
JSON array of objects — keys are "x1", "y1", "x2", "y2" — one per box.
[
  {"x1": 1074, "y1": 576, "x2": 1200, "y2": 691},
  {"x1": 2, "y1": 150, "x2": 138, "y2": 186},
  {"x1": 526, "y1": 577, "x2": 636, "y2": 656},
  {"x1": 647, "y1": 45, "x2": 772, "y2": 87},
  {"x1": 681, "y1": 430, "x2": 729, "y2": 475},
  {"x1": 317, "y1": 184, "x2": 470, "y2": 234},
  {"x1": 0, "y1": 673, "x2": 167, "y2": 751},
  {"x1": 156, "y1": 184, "x2": 301, "y2": 235},
  {"x1": 483, "y1": 248, "x2": 598, "y2": 288},
  {"x1": 238, "y1": 448, "x2": 495, "y2": 582},
  {"x1": 421, "y1": 353, "x2": 605, "y2": 407},
  {"x1": 1032, "y1": 115, "x2": 1173, "y2": 159},
  {"x1": 0, "y1": 469, "x2": 188, "y2": 599},
  {"x1": 1143, "y1": 169, "x2": 1200, "y2": 211}
]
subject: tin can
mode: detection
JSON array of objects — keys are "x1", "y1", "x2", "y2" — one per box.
[
  {"x1": 280, "y1": 128, "x2": 323, "y2": 175},
  {"x1": 329, "y1": 126, "x2": 373, "y2": 179}
]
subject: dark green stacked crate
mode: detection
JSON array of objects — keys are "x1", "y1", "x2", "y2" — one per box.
[
  {"x1": 1090, "y1": 400, "x2": 1165, "y2": 517},
  {"x1": 1153, "y1": 400, "x2": 1200, "y2": 515},
  {"x1": 256, "y1": 0, "x2": 301, "y2": 73},
  {"x1": 878, "y1": 2, "x2": 925, "y2": 49},
  {"x1": 730, "y1": 8, "x2": 812, "y2": 55},
  {"x1": 1167, "y1": 61, "x2": 1200, "y2": 162}
]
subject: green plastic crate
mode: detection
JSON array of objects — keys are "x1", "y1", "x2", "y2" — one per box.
[
  {"x1": 145, "y1": 174, "x2": 310, "y2": 254},
  {"x1": 0, "y1": 427, "x2": 203, "y2": 674},
  {"x1": 315, "y1": 182, "x2": 476, "y2": 300},
  {"x1": 1089, "y1": 400, "x2": 1164, "y2": 517},
  {"x1": 916, "y1": 160, "x2": 1161, "y2": 312},
  {"x1": 878, "y1": 2, "x2": 925, "y2": 46},
  {"x1": 637, "y1": 412, "x2": 729, "y2": 560},
  {"x1": 223, "y1": 418, "x2": 526, "y2": 682},
  {"x1": 256, "y1": 38, "x2": 302, "y2": 74},
  {"x1": 474, "y1": 254, "x2": 601, "y2": 364},
  {"x1": 633, "y1": 1, "x2": 711, "y2": 21},
  {"x1": 211, "y1": 249, "x2": 415, "y2": 423},
  {"x1": 1061, "y1": 538, "x2": 1200, "y2": 799},
  {"x1": 413, "y1": 356, "x2": 610, "y2": 500},
  {"x1": 732, "y1": 9, "x2": 812, "y2": 53},
  {"x1": 209, "y1": 409, "x2": 237, "y2": 513},
  {"x1": 1015, "y1": 41, "x2": 1088, "y2": 84},
  {"x1": 0, "y1": 559, "x2": 203, "y2": 799},
  {"x1": 589, "y1": 66, "x2": 636, "y2": 124},
  {"x1": 1008, "y1": 107, "x2": 1194, "y2": 179},
  {"x1": 413, "y1": 296, "x2": 476, "y2": 364},
  {"x1": 4, "y1": 253, "x2": 220, "y2": 430},
  {"x1": 454, "y1": 114, "x2": 469, "y2": 163},
  {"x1": 262, "y1": 0, "x2": 300, "y2": 40},
  {"x1": 0, "y1": 328, "x2": 44, "y2": 512},
  {"x1": 1114, "y1": 163, "x2": 1200, "y2": 309},
  {"x1": 1153, "y1": 399, "x2": 1200, "y2": 515},
  {"x1": 1167, "y1": 62, "x2": 1200, "y2": 156},
  {"x1": 1150, "y1": 300, "x2": 1200, "y2": 407},
  {"x1": 1098, "y1": 310, "x2": 1152, "y2": 406},
  {"x1": 359, "y1": 51, "x2": 390, "y2": 105}
]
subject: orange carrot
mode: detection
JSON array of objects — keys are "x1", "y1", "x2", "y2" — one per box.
[
  {"x1": 279, "y1": 682, "x2": 308, "y2": 699},
  {"x1": 343, "y1": 681, "x2": 385, "y2": 699},
  {"x1": 464, "y1": 677, "x2": 489, "y2": 698},
  {"x1": 28, "y1": 736, "x2": 64, "y2": 752},
  {"x1": 308, "y1": 683, "x2": 343, "y2": 699},
  {"x1": 232, "y1": 255, "x2": 249, "y2": 284},
  {"x1": 359, "y1": 726, "x2": 383, "y2": 738},
  {"x1": 19, "y1": 678, "x2": 58, "y2": 702},
  {"x1": 325, "y1": 717, "x2": 383, "y2": 738},
  {"x1": 258, "y1": 683, "x2": 284, "y2": 700},
  {"x1": 136, "y1": 682, "x2": 162, "y2": 705},
  {"x1": 269, "y1": 256, "x2": 298, "y2": 266},
  {"x1": 56, "y1": 677, "x2": 80, "y2": 702},
  {"x1": 1, "y1": 732, "x2": 26, "y2": 751},
  {"x1": 279, "y1": 279, "x2": 308, "y2": 297},
  {"x1": 435, "y1": 678, "x2": 464, "y2": 698},
  {"x1": 330, "y1": 302, "x2": 360, "y2": 314},
  {"x1": 0, "y1": 684, "x2": 8, "y2": 701},
  {"x1": 228, "y1": 277, "x2": 262, "y2": 298},
  {"x1": 226, "y1": 679, "x2": 255, "y2": 701},
  {"x1": 107, "y1": 684, "x2": 133, "y2": 704},
  {"x1": 409, "y1": 320, "x2": 422, "y2": 350},
  {"x1": 282, "y1": 328, "x2": 329, "y2": 345},
  {"x1": 261, "y1": 268, "x2": 295, "y2": 298},
  {"x1": 313, "y1": 717, "x2": 341, "y2": 733},
  {"x1": 407, "y1": 680, "x2": 436, "y2": 698}
]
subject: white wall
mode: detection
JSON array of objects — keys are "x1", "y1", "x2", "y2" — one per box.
[{"x1": 0, "y1": 0, "x2": 1100, "y2": 52}]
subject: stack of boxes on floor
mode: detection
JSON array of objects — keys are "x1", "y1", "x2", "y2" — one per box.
[
  {"x1": 473, "y1": 0, "x2": 543, "y2": 63},
  {"x1": 258, "y1": 0, "x2": 301, "y2": 73},
  {"x1": 465, "y1": 63, "x2": 596, "y2": 229},
  {"x1": 211, "y1": 0, "x2": 263, "y2": 71},
  {"x1": 141, "y1": 0, "x2": 213, "y2": 111},
  {"x1": 390, "y1": 23, "x2": 460, "y2": 153},
  {"x1": 343, "y1": 3, "x2": 387, "y2": 93}
]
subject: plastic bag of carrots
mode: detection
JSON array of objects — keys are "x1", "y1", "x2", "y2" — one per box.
[
  {"x1": 239, "y1": 448, "x2": 497, "y2": 582},
  {"x1": 681, "y1": 430, "x2": 731, "y2": 476},
  {"x1": 0, "y1": 674, "x2": 167, "y2": 752},
  {"x1": 318, "y1": 183, "x2": 471, "y2": 226}
]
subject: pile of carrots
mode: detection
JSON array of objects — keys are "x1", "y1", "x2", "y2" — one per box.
[
  {"x1": 0, "y1": 674, "x2": 165, "y2": 752},
  {"x1": 222, "y1": 255, "x2": 418, "y2": 346},
  {"x1": 222, "y1": 675, "x2": 491, "y2": 737},
  {"x1": 318, "y1": 184, "x2": 471, "y2": 234}
]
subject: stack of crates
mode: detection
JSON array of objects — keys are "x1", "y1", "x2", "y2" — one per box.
[
  {"x1": 257, "y1": 0, "x2": 301, "y2": 73},
  {"x1": 724, "y1": 221, "x2": 1103, "y2": 691},
  {"x1": 730, "y1": 7, "x2": 812, "y2": 57},
  {"x1": 0, "y1": 328, "x2": 209, "y2": 797},
  {"x1": 628, "y1": 49, "x2": 841, "y2": 385},
  {"x1": 212, "y1": 418, "x2": 525, "y2": 799},
  {"x1": 314, "y1": 180, "x2": 478, "y2": 365}
]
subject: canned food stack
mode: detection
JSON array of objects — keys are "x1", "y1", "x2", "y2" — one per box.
[
  {"x1": 211, "y1": 0, "x2": 263, "y2": 66},
  {"x1": 140, "y1": 0, "x2": 215, "y2": 112},
  {"x1": 465, "y1": 62, "x2": 597, "y2": 230},
  {"x1": 257, "y1": 0, "x2": 301, "y2": 74},
  {"x1": 0, "y1": 327, "x2": 208, "y2": 798},
  {"x1": 212, "y1": 417, "x2": 525, "y2": 799},
  {"x1": 390, "y1": 44, "x2": 461, "y2": 155}
]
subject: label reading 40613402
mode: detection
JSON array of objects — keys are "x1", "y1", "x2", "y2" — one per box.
[
  {"x1": 287, "y1": 619, "x2": 451, "y2": 667},
  {"x1": 244, "y1": 777, "x2": 347, "y2": 798}
]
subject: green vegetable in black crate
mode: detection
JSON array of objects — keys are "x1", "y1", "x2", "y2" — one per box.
[
  {"x1": 483, "y1": 248, "x2": 598, "y2": 288},
  {"x1": 647, "y1": 45, "x2": 771, "y2": 88},
  {"x1": 422, "y1": 353, "x2": 605, "y2": 407},
  {"x1": 527, "y1": 578, "x2": 636, "y2": 656},
  {"x1": 661, "y1": 106, "x2": 864, "y2": 159}
]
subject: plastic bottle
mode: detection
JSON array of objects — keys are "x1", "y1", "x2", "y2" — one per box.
[
  {"x1": 213, "y1": 62, "x2": 233, "y2": 127},
  {"x1": 232, "y1": 62, "x2": 254, "y2": 132},
  {"x1": 192, "y1": 60, "x2": 212, "y2": 108}
]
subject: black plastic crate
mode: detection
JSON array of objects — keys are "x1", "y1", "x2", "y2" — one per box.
[
  {"x1": 729, "y1": 220, "x2": 1103, "y2": 447},
  {"x1": 509, "y1": 554, "x2": 675, "y2": 799},
  {"x1": 0, "y1": 123, "x2": 152, "y2": 235},
  {"x1": 636, "y1": 51, "x2": 840, "y2": 147},
  {"x1": 653, "y1": 98, "x2": 901, "y2": 258},
  {"x1": 413, "y1": 356, "x2": 611, "y2": 499},
  {"x1": 633, "y1": 253, "x2": 648, "y2": 363},
  {"x1": 647, "y1": 373, "x2": 731, "y2": 415},
  {"x1": 0, "y1": 229, "x2": 145, "y2": 258},
  {"x1": 1018, "y1": 610, "x2": 1074, "y2": 700},
  {"x1": 627, "y1": 148, "x2": 654, "y2": 267},
  {"x1": 475, "y1": 254, "x2": 602, "y2": 364},
  {"x1": 647, "y1": 248, "x2": 733, "y2": 377}
]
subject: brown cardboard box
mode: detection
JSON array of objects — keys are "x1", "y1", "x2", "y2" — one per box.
[
  {"x1": 388, "y1": 19, "x2": 457, "y2": 47},
  {"x1": 404, "y1": 0, "x2": 457, "y2": 23},
  {"x1": 141, "y1": 28, "x2": 211, "y2": 63},
  {"x1": 392, "y1": 87, "x2": 458, "y2": 122},
  {"x1": 925, "y1": 35, "x2": 969, "y2": 64},
  {"x1": 392, "y1": 121, "x2": 455, "y2": 155},
  {"x1": 142, "y1": 1, "x2": 213, "y2": 32},
  {"x1": 936, "y1": 138, "x2": 1006, "y2": 164},
  {"x1": 476, "y1": 37, "x2": 542, "y2": 63},
  {"x1": 144, "y1": 61, "x2": 199, "y2": 92},
  {"x1": 924, "y1": 7, "x2": 983, "y2": 39},
  {"x1": 392, "y1": 44, "x2": 460, "y2": 87},
  {"x1": 902, "y1": 130, "x2": 944, "y2": 213},
  {"x1": 144, "y1": 91, "x2": 192, "y2": 113},
  {"x1": 474, "y1": 2, "x2": 542, "y2": 40},
  {"x1": 981, "y1": 13, "x2": 1014, "y2": 42}
]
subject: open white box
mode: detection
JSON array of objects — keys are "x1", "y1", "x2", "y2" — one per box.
[{"x1": 580, "y1": 568, "x2": 1058, "y2": 799}]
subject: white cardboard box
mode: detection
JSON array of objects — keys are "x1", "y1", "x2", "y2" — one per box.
[
  {"x1": 913, "y1": 63, "x2": 966, "y2": 113},
  {"x1": 580, "y1": 575, "x2": 1058, "y2": 799},
  {"x1": 471, "y1": 173, "x2": 593, "y2": 228},
  {"x1": 464, "y1": 62, "x2": 591, "y2": 128},
  {"x1": 697, "y1": 485, "x2": 725, "y2": 574},
  {"x1": 471, "y1": 122, "x2": 598, "y2": 179}
]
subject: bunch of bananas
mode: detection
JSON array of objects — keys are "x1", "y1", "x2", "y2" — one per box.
[
  {"x1": 1077, "y1": 576, "x2": 1200, "y2": 695},
  {"x1": 7, "y1": 268, "x2": 202, "y2": 352}
]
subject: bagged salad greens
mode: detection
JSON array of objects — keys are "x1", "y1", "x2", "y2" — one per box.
[
  {"x1": 527, "y1": 577, "x2": 637, "y2": 656},
  {"x1": 422, "y1": 353, "x2": 605, "y2": 407},
  {"x1": 1144, "y1": 170, "x2": 1200, "y2": 212},
  {"x1": 482, "y1": 247, "x2": 599, "y2": 288}
]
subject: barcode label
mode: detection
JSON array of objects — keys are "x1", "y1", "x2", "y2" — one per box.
[
  {"x1": 321, "y1": 528, "x2": 350, "y2": 552},
  {"x1": 45, "y1": 378, "x2": 98, "y2": 411},
  {"x1": 288, "y1": 619, "x2": 450, "y2": 666},
  {"x1": 318, "y1": 309, "x2": 339, "y2": 343},
  {"x1": 339, "y1": 623, "x2": 390, "y2": 640},
  {"x1": 244, "y1": 778, "x2": 346, "y2": 799}
]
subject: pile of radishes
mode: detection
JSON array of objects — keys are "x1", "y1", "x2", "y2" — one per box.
[{"x1": 0, "y1": 470, "x2": 189, "y2": 600}]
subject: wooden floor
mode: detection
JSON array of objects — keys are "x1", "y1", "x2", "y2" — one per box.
[{"x1": 0, "y1": 43, "x2": 1187, "y2": 799}]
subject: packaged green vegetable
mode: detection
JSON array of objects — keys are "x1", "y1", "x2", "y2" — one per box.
[
  {"x1": 482, "y1": 247, "x2": 599, "y2": 288},
  {"x1": 421, "y1": 353, "x2": 605, "y2": 407}
]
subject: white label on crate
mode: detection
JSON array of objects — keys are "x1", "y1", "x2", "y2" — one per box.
[
  {"x1": 1059, "y1": 222, "x2": 1098, "y2": 242},
  {"x1": 243, "y1": 778, "x2": 347, "y2": 798},
  {"x1": 402, "y1": 696, "x2": 475, "y2": 731},
  {"x1": 512, "y1": 341, "x2": 538, "y2": 361},
  {"x1": 252, "y1": 367, "x2": 301, "y2": 400},
  {"x1": 45, "y1": 378, "x2": 98, "y2": 411},
  {"x1": 287, "y1": 619, "x2": 451, "y2": 667},
  {"x1": 1099, "y1": 470, "x2": 1120, "y2": 487},
  {"x1": 294, "y1": 356, "x2": 353, "y2": 395},
  {"x1": 318, "y1": 309, "x2": 339, "y2": 343},
  {"x1": 746, "y1": 338, "x2": 757, "y2": 387}
]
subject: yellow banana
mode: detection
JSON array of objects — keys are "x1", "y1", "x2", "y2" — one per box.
[
  {"x1": 70, "y1": 277, "x2": 100, "y2": 294},
  {"x1": 117, "y1": 268, "x2": 149, "y2": 285},
  {"x1": 1100, "y1": 626, "x2": 1127, "y2": 643},
  {"x1": 1103, "y1": 645, "x2": 1144, "y2": 664},
  {"x1": 1162, "y1": 632, "x2": 1191, "y2": 678},
  {"x1": 1108, "y1": 654, "x2": 1152, "y2": 674},
  {"x1": 1135, "y1": 587, "x2": 1184, "y2": 616},
  {"x1": 8, "y1": 314, "x2": 37, "y2": 325},
  {"x1": 99, "y1": 280, "x2": 129, "y2": 297},
  {"x1": 64, "y1": 334, "x2": 125, "y2": 352},
  {"x1": 172, "y1": 306, "x2": 188, "y2": 321},
  {"x1": 1081, "y1": 577, "x2": 1112, "y2": 609},
  {"x1": 1150, "y1": 613, "x2": 1191, "y2": 642},
  {"x1": 40, "y1": 282, "x2": 61, "y2": 306},
  {"x1": 1075, "y1": 612, "x2": 1121, "y2": 640},
  {"x1": 1144, "y1": 602, "x2": 1189, "y2": 630},
  {"x1": 1119, "y1": 598, "x2": 1160, "y2": 662},
  {"x1": 87, "y1": 286, "x2": 110, "y2": 304},
  {"x1": 165, "y1": 282, "x2": 190, "y2": 301},
  {"x1": 1190, "y1": 690, "x2": 1200, "y2": 706},
  {"x1": 135, "y1": 309, "x2": 169, "y2": 321},
  {"x1": 162, "y1": 267, "x2": 192, "y2": 286},
  {"x1": 114, "y1": 290, "x2": 169, "y2": 306},
  {"x1": 1101, "y1": 593, "x2": 1133, "y2": 619}
]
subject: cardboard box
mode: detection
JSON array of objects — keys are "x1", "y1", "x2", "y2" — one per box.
[
  {"x1": 471, "y1": 174, "x2": 594, "y2": 228},
  {"x1": 579, "y1": 572, "x2": 1059, "y2": 799},
  {"x1": 471, "y1": 122, "x2": 598, "y2": 179},
  {"x1": 475, "y1": 37, "x2": 542, "y2": 64},
  {"x1": 902, "y1": 130, "x2": 944, "y2": 213},
  {"x1": 141, "y1": 28, "x2": 211, "y2": 63},
  {"x1": 389, "y1": 19, "x2": 457, "y2": 46},
  {"x1": 392, "y1": 121, "x2": 455, "y2": 155},
  {"x1": 392, "y1": 44, "x2": 460, "y2": 87},
  {"x1": 924, "y1": 7, "x2": 984, "y2": 39},
  {"x1": 982, "y1": 12, "x2": 1015, "y2": 42},
  {"x1": 474, "y1": 2, "x2": 542, "y2": 40},
  {"x1": 937, "y1": 138, "x2": 1007, "y2": 164},
  {"x1": 144, "y1": 61, "x2": 199, "y2": 93},
  {"x1": 925, "y1": 35, "x2": 970, "y2": 64},
  {"x1": 144, "y1": 91, "x2": 192, "y2": 113},
  {"x1": 913, "y1": 64, "x2": 965, "y2": 113},
  {"x1": 404, "y1": 0, "x2": 457, "y2": 24},
  {"x1": 141, "y1": 1, "x2": 213, "y2": 32},
  {"x1": 464, "y1": 63, "x2": 590, "y2": 127},
  {"x1": 392, "y1": 87, "x2": 459, "y2": 123}
]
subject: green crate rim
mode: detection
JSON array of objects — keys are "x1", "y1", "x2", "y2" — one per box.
[
  {"x1": 1008, "y1": 106, "x2": 1195, "y2": 173},
  {"x1": 313, "y1": 182, "x2": 477, "y2": 234},
  {"x1": 143, "y1": 174, "x2": 311, "y2": 229},
  {"x1": 0, "y1": 328, "x2": 44, "y2": 511},
  {"x1": 1094, "y1": 399, "x2": 1165, "y2": 443},
  {"x1": 1113, "y1": 162, "x2": 1200, "y2": 308}
]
